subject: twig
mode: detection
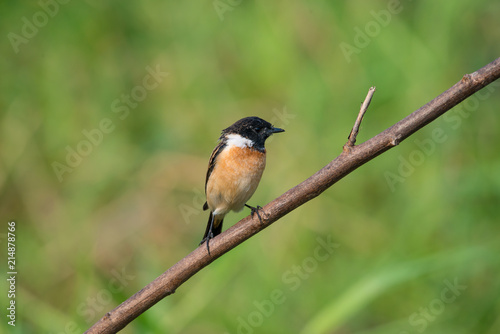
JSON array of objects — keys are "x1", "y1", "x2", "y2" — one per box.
[
  {"x1": 345, "y1": 86, "x2": 376, "y2": 151},
  {"x1": 85, "y1": 57, "x2": 500, "y2": 334}
]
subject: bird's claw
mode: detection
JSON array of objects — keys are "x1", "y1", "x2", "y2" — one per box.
[{"x1": 245, "y1": 204, "x2": 264, "y2": 223}]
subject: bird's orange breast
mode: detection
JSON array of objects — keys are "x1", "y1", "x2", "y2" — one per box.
[{"x1": 206, "y1": 146, "x2": 266, "y2": 215}]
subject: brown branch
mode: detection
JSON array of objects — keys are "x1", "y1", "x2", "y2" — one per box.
[{"x1": 85, "y1": 57, "x2": 500, "y2": 334}]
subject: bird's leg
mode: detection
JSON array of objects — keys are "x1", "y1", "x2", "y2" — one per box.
[
  {"x1": 205, "y1": 234, "x2": 212, "y2": 256},
  {"x1": 245, "y1": 204, "x2": 264, "y2": 224},
  {"x1": 205, "y1": 215, "x2": 215, "y2": 255}
]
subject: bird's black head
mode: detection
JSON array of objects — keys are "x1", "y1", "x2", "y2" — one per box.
[{"x1": 222, "y1": 116, "x2": 284, "y2": 151}]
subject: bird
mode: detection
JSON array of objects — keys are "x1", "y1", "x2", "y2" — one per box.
[{"x1": 200, "y1": 116, "x2": 284, "y2": 254}]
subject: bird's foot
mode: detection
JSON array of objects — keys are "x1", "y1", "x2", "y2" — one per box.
[
  {"x1": 245, "y1": 204, "x2": 265, "y2": 224},
  {"x1": 200, "y1": 232, "x2": 213, "y2": 256}
]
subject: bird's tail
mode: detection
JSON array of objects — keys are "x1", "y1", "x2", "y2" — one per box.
[{"x1": 200, "y1": 211, "x2": 224, "y2": 245}]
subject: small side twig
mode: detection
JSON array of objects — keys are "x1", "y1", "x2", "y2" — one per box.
[{"x1": 344, "y1": 86, "x2": 376, "y2": 151}]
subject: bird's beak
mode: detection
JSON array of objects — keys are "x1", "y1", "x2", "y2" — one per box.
[{"x1": 271, "y1": 127, "x2": 285, "y2": 133}]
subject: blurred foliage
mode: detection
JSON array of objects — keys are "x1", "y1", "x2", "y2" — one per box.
[{"x1": 1, "y1": 1, "x2": 500, "y2": 333}]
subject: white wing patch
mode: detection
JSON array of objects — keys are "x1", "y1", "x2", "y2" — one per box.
[{"x1": 226, "y1": 134, "x2": 253, "y2": 148}]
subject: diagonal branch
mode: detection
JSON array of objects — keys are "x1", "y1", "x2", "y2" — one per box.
[{"x1": 85, "y1": 57, "x2": 500, "y2": 334}]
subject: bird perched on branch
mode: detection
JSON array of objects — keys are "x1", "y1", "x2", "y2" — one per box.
[{"x1": 200, "y1": 117, "x2": 284, "y2": 254}]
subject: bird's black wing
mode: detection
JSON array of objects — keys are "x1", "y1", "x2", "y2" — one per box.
[{"x1": 203, "y1": 138, "x2": 226, "y2": 210}]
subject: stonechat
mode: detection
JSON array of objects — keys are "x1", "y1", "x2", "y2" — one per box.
[{"x1": 200, "y1": 117, "x2": 284, "y2": 254}]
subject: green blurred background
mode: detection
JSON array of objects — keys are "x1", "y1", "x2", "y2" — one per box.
[{"x1": 1, "y1": 1, "x2": 500, "y2": 333}]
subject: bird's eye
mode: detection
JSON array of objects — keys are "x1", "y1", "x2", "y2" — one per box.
[{"x1": 254, "y1": 127, "x2": 261, "y2": 132}]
